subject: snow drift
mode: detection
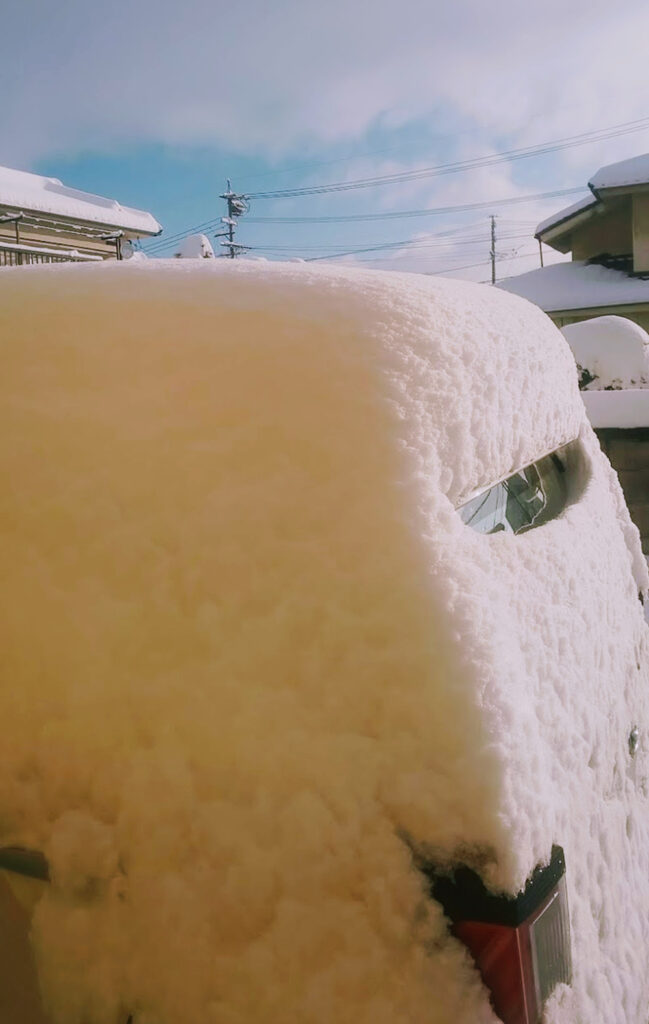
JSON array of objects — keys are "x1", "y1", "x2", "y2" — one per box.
[
  {"x1": 0, "y1": 260, "x2": 648, "y2": 1024},
  {"x1": 561, "y1": 315, "x2": 649, "y2": 391}
]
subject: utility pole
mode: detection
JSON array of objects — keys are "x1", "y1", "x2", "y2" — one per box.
[
  {"x1": 490, "y1": 215, "x2": 497, "y2": 285},
  {"x1": 216, "y1": 180, "x2": 250, "y2": 258}
]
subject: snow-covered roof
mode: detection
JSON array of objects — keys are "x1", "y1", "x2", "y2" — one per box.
[
  {"x1": 0, "y1": 164, "x2": 161, "y2": 236},
  {"x1": 535, "y1": 193, "x2": 598, "y2": 238},
  {"x1": 590, "y1": 152, "x2": 649, "y2": 192},
  {"x1": 2, "y1": 262, "x2": 649, "y2": 1024},
  {"x1": 535, "y1": 153, "x2": 649, "y2": 240},
  {"x1": 498, "y1": 259, "x2": 649, "y2": 313}
]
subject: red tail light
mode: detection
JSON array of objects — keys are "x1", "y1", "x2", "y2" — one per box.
[{"x1": 426, "y1": 846, "x2": 571, "y2": 1024}]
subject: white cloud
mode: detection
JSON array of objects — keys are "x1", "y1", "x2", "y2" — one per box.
[{"x1": 2, "y1": 0, "x2": 648, "y2": 167}]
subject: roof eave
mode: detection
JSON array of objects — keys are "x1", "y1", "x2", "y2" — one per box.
[
  {"x1": 534, "y1": 229, "x2": 572, "y2": 253},
  {"x1": 535, "y1": 199, "x2": 598, "y2": 246},
  {"x1": 588, "y1": 181, "x2": 649, "y2": 201}
]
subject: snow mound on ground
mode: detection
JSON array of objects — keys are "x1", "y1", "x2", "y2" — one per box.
[
  {"x1": 561, "y1": 315, "x2": 649, "y2": 390},
  {"x1": 0, "y1": 260, "x2": 648, "y2": 1024}
]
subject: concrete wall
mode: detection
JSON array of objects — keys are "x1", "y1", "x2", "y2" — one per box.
[{"x1": 596, "y1": 428, "x2": 649, "y2": 554}]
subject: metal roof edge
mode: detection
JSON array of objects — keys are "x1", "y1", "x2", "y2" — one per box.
[{"x1": 535, "y1": 189, "x2": 598, "y2": 241}]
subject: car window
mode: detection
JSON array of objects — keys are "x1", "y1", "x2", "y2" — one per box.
[{"x1": 457, "y1": 447, "x2": 570, "y2": 536}]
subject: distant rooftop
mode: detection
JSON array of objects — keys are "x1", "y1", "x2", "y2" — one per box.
[{"x1": 0, "y1": 164, "x2": 161, "y2": 236}]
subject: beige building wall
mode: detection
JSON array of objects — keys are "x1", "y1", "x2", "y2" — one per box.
[
  {"x1": 633, "y1": 195, "x2": 649, "y2": 273},
  {"x1": 570, "y1": 200, "x2": 633, "y2": 261},
  {"x1": 596, "y1": 429, "x2": 649, "y2": 555},
  {"x1": 0, "y1": 222, "x2": 117, "y2": 260}
]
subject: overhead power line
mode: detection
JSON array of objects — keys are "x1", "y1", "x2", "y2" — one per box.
[
  {"x1": 243, "y1": 187, "x2": 585, "y2": 224},
  {"x1": 245, "y1": 116, "x2": 649, "y2": 199},
  {"x1": 301, "y1": 229, "x2": 531, "y2": 263},
  {"x1": 143, "y1": 113, "x2": 649, "y2": 260},
  {"x1": 252, "y1": 231, "x2": 529, "y2": 258},
  {"x1": 143, "y1": 187, "x2": 583, "y2": 256}
]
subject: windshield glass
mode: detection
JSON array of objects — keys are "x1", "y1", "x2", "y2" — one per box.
[{"x1": 457, "y1": 448, "x2": 569, "y2": 535}]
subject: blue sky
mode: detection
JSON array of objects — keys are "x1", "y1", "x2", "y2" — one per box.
[{"x1": 4, "y1": 0, "x2": 649, "y2": 280}]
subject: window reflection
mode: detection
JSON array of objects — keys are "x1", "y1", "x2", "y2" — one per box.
[{"x1": 458, "y1": 451, "x2": 568, "y2": 536}]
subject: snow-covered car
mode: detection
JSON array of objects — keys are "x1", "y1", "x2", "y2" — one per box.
[{"x1": 1, "y1": 261, "x2": 648, "y2": 1024}]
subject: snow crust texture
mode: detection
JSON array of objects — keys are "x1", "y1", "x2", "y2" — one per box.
[{"x1": 1, "y1": 261, "x2": 648, "y2": 1024}]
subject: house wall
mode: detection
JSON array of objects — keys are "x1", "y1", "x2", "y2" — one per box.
[
  {"x1": 596, "y1": 427, "x2": 649, "y2": 555},
  {"x1": 570, "y1": 199, "x2": 633, "y2": 261},
  {"x1": 0, "y1": 222, "x2": 116, "y2": 260},
  {"x1": 633, "y1": 195, "x2": 649, "y2": 274}
]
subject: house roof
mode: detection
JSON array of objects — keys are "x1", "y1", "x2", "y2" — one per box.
[
  {"x1": 535, "y1": 152, "x2": 649, "y2": 241},
  {"x1": 589, "y1": 153, "x2": 649, "y2": 193},
  {"x1": 535, "y1": 194, "x2": 597, "y2": 238},
  {"x1": 0, "y1": 165, "x2": 161, "y2": 236},
  {"x1": 497, "y1": 260, "x2": 649, "y2": 313}
]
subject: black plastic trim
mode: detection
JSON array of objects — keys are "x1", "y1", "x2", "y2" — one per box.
[
  {"x1": 424, "y1": 846, "x2": 566, "y2": 928},
  {"x1": 0, "y1": 846, "x2": 50, "y2": 881}
]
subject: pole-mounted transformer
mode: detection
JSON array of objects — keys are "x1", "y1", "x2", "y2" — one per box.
[{"x1": 216, "y1": 181, "x2": 250, "y2": 259}]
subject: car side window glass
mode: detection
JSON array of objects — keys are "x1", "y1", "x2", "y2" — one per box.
[{"x1": 458, "y1": 450, "x2": 568, "y2": 536}]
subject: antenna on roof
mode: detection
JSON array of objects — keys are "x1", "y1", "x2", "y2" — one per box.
[{"x1": 216, "y1": 180, "x2": 250, "y2": 259}]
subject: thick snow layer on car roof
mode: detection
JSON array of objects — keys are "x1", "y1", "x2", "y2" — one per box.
[
  {"x1": 1, "y1": 261, "x2": 648, "y2": 1024},
  {"x1": 498, "y1": 259, "x2": 649, "y2": 313},
  {"x1": 561, "y1": 315, "x2": 649, "y2": 390},
  {"x1": 0, "y1": 164, "x2": 161, "y2": 235},
  {"x1": 589, "y1": 152, "x2": 649, "y2": 192}
]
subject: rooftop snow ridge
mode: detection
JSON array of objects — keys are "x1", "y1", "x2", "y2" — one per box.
[{"x1": 44, "y1": 180, "x2": 121, "y2": 211}]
